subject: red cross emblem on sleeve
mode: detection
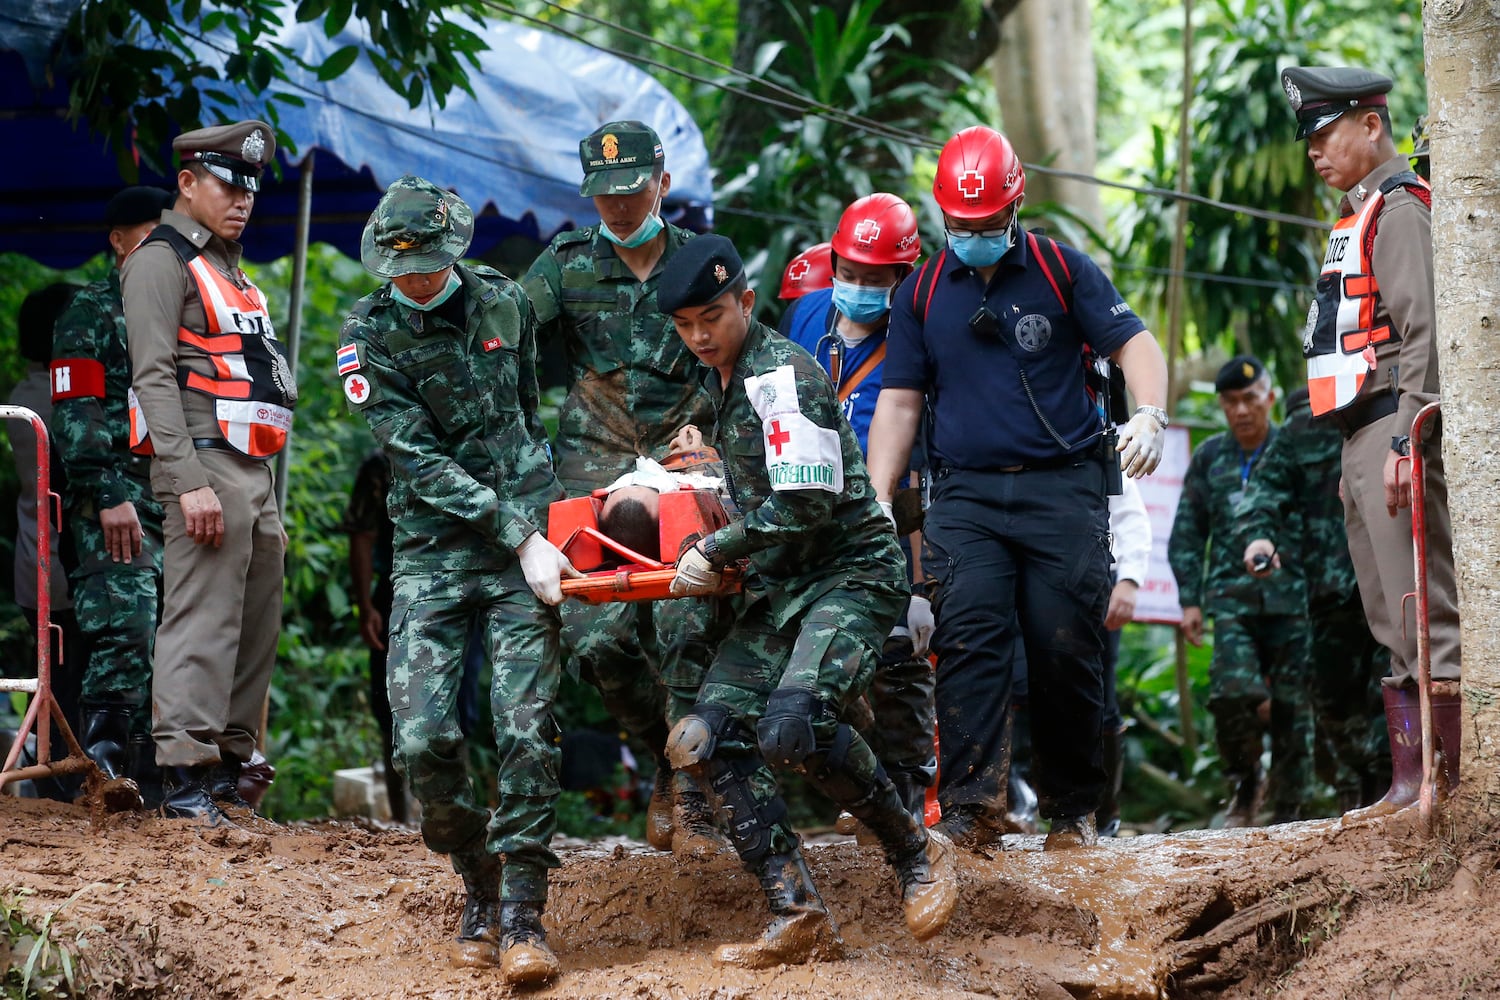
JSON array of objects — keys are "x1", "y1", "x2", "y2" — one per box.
[
  {"x1": 958, "y1": 169, "x2": 985, "y2": 199},
  {"x1": 853, "y1": 219, "x2": 881, "y2": 245},
  {"x1": 788, "y1": 259, "x2": 810, "y2": 280},
  {"x1": 344, "y1": 373, "x2": 370, "y2": 403},
  {"x1": 766, "y1": 419, "x2": 792, "y2": 455}
]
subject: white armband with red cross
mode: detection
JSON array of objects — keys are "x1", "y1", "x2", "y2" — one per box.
[{"x1": 744, "y1": 364, "x2": 844, "y2": 494}]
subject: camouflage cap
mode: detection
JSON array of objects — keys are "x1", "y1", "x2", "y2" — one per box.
[
  {"x1": 1280, "y1": 66, "x2": 1393, "y2": 140},
  {"x1": 360, "y1": 175, "x2": 475, "y2": 279},
  {"x1": 174, "y1": 121, "x2": 275, "y2": 191},
  {"x1": 1215, "y1": 355, "x2": 1266, "y2": 393},
  {"x1": 657, "y1": 233, "x2": 743, "y2": 314},
  {"x1": 1411, "y1": 113, "x2": 1430, "y2": 158},
  {"x1": 579, "y1": 120, "x2": 664, "y2": 197}
]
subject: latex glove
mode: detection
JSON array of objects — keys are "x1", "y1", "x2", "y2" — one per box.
[
  {"x1": 670, "y1": 542, "x2": 722, "y2": 596},
  {"x1": 877, "y1": 500, "x2": 897, "y2": 533},
  {"x1": 1116, "y1": 410, "x2": 1166, "y2": 478},
  {"x1": 907, "y1": 595, "x2": 935, "y2": 656},
  {"x1": 517, "y1": 532, "x2": 582, "y2": 606}
]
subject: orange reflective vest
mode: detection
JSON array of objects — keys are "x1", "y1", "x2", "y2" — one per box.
[
  {"x1": 1303, "y1": 170, "x2": 1431, "y2": 416},
  {"x1": 129, "y1": 227, "x2": 296, "y2": 459}
]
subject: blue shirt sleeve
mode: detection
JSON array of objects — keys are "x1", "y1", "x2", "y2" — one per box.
[
  {"x1": 1063, "y1": 245, "x2": 1147, "y2": 356},
  {"x1": 882, "y1": 266, "x2": 930, "y2": 391}
]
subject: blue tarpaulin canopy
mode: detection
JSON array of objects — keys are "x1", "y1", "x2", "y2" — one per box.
[{"x1": 0, "y1": 1, "x2": 714, "y2": 268}]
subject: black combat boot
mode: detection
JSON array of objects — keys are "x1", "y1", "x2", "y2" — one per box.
[
  {"x1": 206, "y1": 754, "x2": 258, "y2": 814},
  {"x1": 160, "y1": 765, "x2": 234, "y2": 826},
  {"x1": 714, "y1": 848, "x2": 843, "y2": 968},
  {"x1": 79, "y1": 701, "x2": 132, "y2": 780},
  {"x1": 849, "y1": 774, "x2": 958, "y2": 941},
  {"x1": 499, "y1": 901, "x2": 560, "y2": 985},
  {"x1": 1043, "y1": 813, "x2": 1099, "y2": 851},
  {"x1": 453, "y1": 853, "x2": 503, "y2": 968}
]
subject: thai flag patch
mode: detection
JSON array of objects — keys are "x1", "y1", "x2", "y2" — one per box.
[{"x1": 336, "y1": 343, "x2": 360, "y2": 375}]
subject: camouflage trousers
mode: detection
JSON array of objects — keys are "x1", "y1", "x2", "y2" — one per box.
[
  {"x1": 1308, "y1": 590, "x2": 1390, "y2": 804},
  {"x1": 560, "y1": 594, "x2": 719, "y2": 746},
  {"x1": 691, "y1": 582, "x2": 906, "y2": 863},
  {"x1": 388, "y1": 563, "x2": 563, "y2": 902},
  {"x1": 1208, "y1": 612, "x2": 1313, "y2": 818},
  {"x1": 67, "y1": 500, "x2": 163, "y2": 718}
]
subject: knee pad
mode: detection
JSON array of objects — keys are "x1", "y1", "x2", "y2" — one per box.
[
  {"x1": 666, "y1": 702, "x2": 735, "y2": 770},
  {"x1": 756, "y1": 688, "x2": 824, "y2": 769}
]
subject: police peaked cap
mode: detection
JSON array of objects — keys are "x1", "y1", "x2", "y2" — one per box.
[
  {"x1": 174, "y1": 120, "x2": 275, "y2": 191},
  {"x1": 105, "y1": 186, "x2": 174, "y2": 228},
  {"x1": 657, "y1": 234, "x2": 745, "y2": 314},
  {"x1": 1215, "y1": 355, "x2": 1267, "y2": 393},
  {"x1": 1281, "y1": 66, "x2": 1393, "y2": 140}
]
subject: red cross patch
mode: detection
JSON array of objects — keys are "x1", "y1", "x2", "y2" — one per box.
[
  {"x1": 343, "y1": 373, "x2": 370, "y2": 404},
  {"x1": 853, "y1": 219, "x2": 881, "y2": 245},
  {"x1": 787, "y1": 259, "x2": 810, "y2": 280},
  {"x1": 958, "y1": 169, "x2": 985, "y2": 200},
  {"x1": 766, "y1": 419, "x2": 792, "y2": 456}
]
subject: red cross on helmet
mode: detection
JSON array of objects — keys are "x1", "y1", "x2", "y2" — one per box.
[
  {"x1": 933, "y1": 126, "x2": 1025, "y2": 220},
  {"x1": 778, "y1": 242, "x2": 834, "y2": 299},
  {"x1": 830, "y1": 193, "x2": 921, "y2": 267}
]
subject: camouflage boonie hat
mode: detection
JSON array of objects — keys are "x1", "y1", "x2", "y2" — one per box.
[
  {"x1": 579, "y1": 120, "x2": 664, "y2": 197},
  {"x1": 360, "y1": 175, "x2": 475, "y2": 278}
]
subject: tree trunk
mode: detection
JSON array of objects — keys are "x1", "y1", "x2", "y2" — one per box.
[
  {"x1": 1423, "y1": 0, "x2": 1500, "y2": 812},
  {"x1": 992, "y1": 0, "x2": 1101, "y2": 230}
]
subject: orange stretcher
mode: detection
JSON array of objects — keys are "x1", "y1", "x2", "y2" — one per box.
[{"x1": 548, "y1": 487, "x2": 744, "y2": 604}]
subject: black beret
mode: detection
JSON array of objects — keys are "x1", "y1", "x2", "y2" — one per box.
[
  {"x1": 1281, "y1": 66, "x2": 1393, "y2": 140},
  {"x1": 1215, "y1": 355, "x2": 1266, "y2": 393},
  {"x1": 105, "y1": 186, "x2": 174, "y2": 228},
  {"x1": 657, "y1": 233, "x2": 744, "y2": 314}
]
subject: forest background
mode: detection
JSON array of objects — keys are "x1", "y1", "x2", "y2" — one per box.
[{"x1": 0, "y1": 0, "x2": 1428, "y2": 828}]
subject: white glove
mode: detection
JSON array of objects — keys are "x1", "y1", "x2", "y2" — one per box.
[
  {"x1": 670, "y1": 543, "x2": 722, "y2": 596},
  {"x1": 517, "y1": 532, "x2": 582, "y2": 606},
  {"x1": 877, "y1": 500, "x2": 897, "y2": 533},
  {"x1": 1116, "y1": 410, "x2": 1166, "y2": 478},
  {"x1": 907, "y1": 595, "x2": 935, "y2": 657}
]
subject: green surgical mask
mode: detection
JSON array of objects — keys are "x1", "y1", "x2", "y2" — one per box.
[{"x1": 390, "y1": 269, "x2": 461, "y2": 311}]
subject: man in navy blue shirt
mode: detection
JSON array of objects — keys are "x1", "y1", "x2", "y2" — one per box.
[{"x1": 867, "y1": 126, "x2": 1169, "y2": 851}]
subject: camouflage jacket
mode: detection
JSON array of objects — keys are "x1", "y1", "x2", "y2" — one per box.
[
  {"x1": 705, "y1": 321, "x2": 906, "y2": 627},
  {"x1": 521, "y1": 223, "x2": 714, "y2": 492},
  {"x1": 1168, "y1": 426, "x2": 1307, "y2": 617},
  {"x1": 339, "y1": 263, "x2": 564, "y2": 572},
  {"x1": 1234, "y1": 398, "x2": 1356, "y2": 610},
  {"x1": 48, "y1": 269, "x2": 158, "y2": 515}
]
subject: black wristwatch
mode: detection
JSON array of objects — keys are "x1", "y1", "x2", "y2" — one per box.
[
  {"x1": 1391, "y1": 435, "x2": 1411, "y2": 457},
  {"x1": 699, "y1": 531, "x2": 725, "y2": 566}
]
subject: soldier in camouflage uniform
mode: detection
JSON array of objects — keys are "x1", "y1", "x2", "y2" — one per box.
[
  {"x1": 341, "y1": 177, "x2": 574, "y2": 986},
  {"x1": 521, "y1": 120, "x2": 724, "y2": 857},
  {"x1": 1168, "y1": 356, "x2": 1313, "y2": 825},
  {"x1": 1239, "y1": 388, "x2": 1389, "y2": 810},
  {"x1": 49, "y1": 186, "x2": 173, "y2": 795},
  {"x1": 659, "y1": 235, "x2": 957, "y2": 969}
]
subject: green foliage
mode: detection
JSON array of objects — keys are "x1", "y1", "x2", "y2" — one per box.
[
  {"x1": 57, "y1": 0, "x2": 490, "y2": 177},
  {"x1": 713, "y1": 0, "x2": 977, "y2": 303},
  {"x1": 1, "y1": 887, "x2": 94, "y2": 1000}
]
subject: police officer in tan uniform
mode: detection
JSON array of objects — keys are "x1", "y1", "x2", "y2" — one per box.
[
  {"x1": 122, "y1": 121, "x2": 296, "y2": 825},
  {"x1": 1250, "y1": 67, "x2": 1460, "y2": 819}
]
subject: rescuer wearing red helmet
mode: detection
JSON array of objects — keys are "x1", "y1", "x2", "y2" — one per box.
[
  {"x1": 867, "y1": 126, "x2": 1169, "y2": 851},
  {"x1": 778, "y1": 242, "x2": 834, "y2": 300},
  {"x1": 779, "y1": 193, "x2": 936, "y2": 828}
]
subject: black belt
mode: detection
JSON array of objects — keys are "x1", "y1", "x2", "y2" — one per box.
[
  {"x1": 192, "y1": 437, "x2": 235, "y2": 452},
  {"x1": 1323, "y1": 392, "x2": 1399, "y2": 439},
  {"x1": 939, "y1": 451, "x2": 1094, "y2": 478}
]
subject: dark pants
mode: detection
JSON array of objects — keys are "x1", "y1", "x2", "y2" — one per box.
[{"x1": 924, "y1": 462, "x2": 1111, "y2": 820}]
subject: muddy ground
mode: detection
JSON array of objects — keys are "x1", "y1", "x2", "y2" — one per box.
[{"x1": 1, "y1": 796, "x2": 1497, "y2": 999}]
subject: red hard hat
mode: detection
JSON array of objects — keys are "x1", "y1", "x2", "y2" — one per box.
[
  {"x1": 778, "y1": 242, "x2": 834, "y2": 299},
  {"x1": 830, "y1": 193, "x2": 922, "y2": 267},
  {"x1": 933, "y1": 126, "x2": 1025, "y2": 220}
]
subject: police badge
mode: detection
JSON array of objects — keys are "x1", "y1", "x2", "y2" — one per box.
[{"x1": 242, "y1": 128, "x2": 267, "y2": 164}]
